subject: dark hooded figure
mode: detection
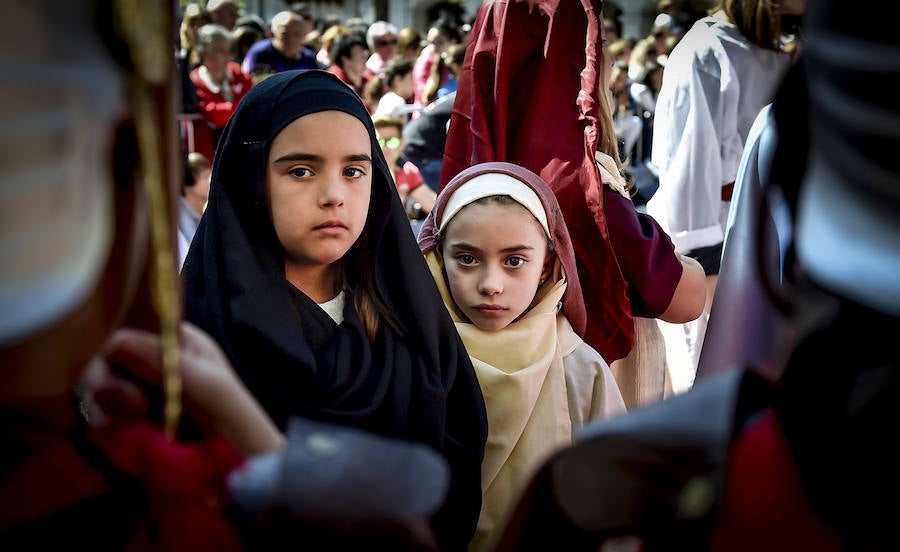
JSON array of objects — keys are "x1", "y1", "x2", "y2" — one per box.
[
  {"x1": 182, "y1": 69, "x2": 487, "y2": 550},
  {"x1": 492, "y1": 0, "x2": 900, "y2": 550}
]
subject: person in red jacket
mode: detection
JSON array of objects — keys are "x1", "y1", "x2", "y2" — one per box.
[{"x1": 189, "y1": 23, "x2": 253, "y2": 161}]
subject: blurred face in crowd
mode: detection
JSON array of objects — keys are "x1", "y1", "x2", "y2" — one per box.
[
  {"x1": 202, "y1": 36, "x2": 232, "y2": 79},
  {"x1": 427, "y1": 27, "x2": 453, "y2": 55},
  {"x1": 373, "y1": 33, "x2": 398, "y2": 62},
  {"x1": 375, "y1": 124, "x2": 403, "y2": 167},
  {"x1": 209, "y1": 0, "x2": 239, "y2": 30},
  {"x1": 610, "y1": 65, "x2": 629, "y2": 96},
  {"x1": 343, "y1": 44, "x2": 370, "y2": 80},
  {"x1": 186, "y1": 166, "x2": 212, "y2": 214},
  {"x1": 395, "y1": 71, "x2": 414, "y2": 99},
  {"x1": 273, "y1": 13, "x2": 306, "y2": 59},
  {"x1": 185, "y1": 14, "x2": 207, "y2": 46}
]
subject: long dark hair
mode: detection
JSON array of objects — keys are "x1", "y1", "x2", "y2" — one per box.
[{"x1": 341, "y1": 229, "x2": 402, "y2": 343}]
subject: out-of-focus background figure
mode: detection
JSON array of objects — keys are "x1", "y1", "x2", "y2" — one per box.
[
  {"x1": 492, "y1": 1, "x2": 900, "y2": 549},
  {"x1": 647, "y1": 0, "x2": 805, "y2": 392}
]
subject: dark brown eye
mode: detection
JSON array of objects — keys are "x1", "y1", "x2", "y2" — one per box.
[
  {"x1": 456, "y1": 254, "x2": 477, "y2": 266},
  {"x1": 506, "y1": 256, "x2": 527, "y2": 268}
]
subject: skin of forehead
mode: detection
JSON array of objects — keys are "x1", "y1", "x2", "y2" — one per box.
[{"x1": 447, "y1": 199, "x2": 546, "y2": 243}]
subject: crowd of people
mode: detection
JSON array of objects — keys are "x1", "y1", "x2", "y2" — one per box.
[{"x1": 5, "y1": 0, "x2": 898, "y2": 550}]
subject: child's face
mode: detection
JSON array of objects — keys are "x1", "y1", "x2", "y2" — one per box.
[
  {"x1": 267, "y1": 110, "x2": 372, "y2": 276},
  {"x1": 441, "y1": 200, "x2": 551, "y2": 331}
]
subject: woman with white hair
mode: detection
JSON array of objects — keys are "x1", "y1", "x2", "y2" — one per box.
[
  {"x1": 365, "y1": 20, "x2": 399, "y2": 77},
  {"x1": 189, "y1": 23, "x2": 253, "y2": 161}
]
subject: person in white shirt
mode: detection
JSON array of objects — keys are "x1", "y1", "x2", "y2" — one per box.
[{"x1": 648, "y1": 0, "x2": 804, "y2": 389}]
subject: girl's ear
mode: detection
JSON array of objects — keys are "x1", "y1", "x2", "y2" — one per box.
[{"x1": 540, "y1": 248, "x2": 555, "y2": 285}]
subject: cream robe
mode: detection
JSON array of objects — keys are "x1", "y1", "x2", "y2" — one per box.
[{"x1": 426, "y1": 253, "x2": 625, "y2": 551}]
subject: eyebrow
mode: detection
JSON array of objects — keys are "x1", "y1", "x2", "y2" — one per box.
[
  {"x1": 272, "y1": 152, "x2": 373, "y2": 165},
  {"x1": 448, "y1": 242, "x2": 535, "y2": 254}
]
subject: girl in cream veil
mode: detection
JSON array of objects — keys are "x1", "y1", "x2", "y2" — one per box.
[
  {"x1": 438, "y1": 0, "x2": 706, "y2": 409},
  {"x1": 419, "y1": 161, "x2": 627, "y2": 551}
]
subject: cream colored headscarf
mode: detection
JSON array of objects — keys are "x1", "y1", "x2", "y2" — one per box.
[{"x1": 419, "y1": 162, "x2": 587, "y2": 551}]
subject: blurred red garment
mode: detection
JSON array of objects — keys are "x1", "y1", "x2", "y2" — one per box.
[{"x1": 190, "y1": 61, "x2": 253, "y2": 161}]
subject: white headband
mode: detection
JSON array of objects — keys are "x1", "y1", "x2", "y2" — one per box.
[{"x1": 438, "y1": 173, "x2": 551, "y2": 239}]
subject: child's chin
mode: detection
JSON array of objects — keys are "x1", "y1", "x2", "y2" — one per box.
[{"x1": 471, "y1": 318, "x2": 510, "y2": 332}]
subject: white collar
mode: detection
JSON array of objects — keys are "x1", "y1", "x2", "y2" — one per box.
[
  {"x1": 197, "y1": 65, "x2": 234, "y2": 99},
  {"x1": 317, "y1": 290, "x2": 346, "y2": 324}
]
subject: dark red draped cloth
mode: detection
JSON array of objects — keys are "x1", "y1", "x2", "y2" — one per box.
[
  {"x1": 441, "y1": 0, "x2": 682, "y2": 361},
  {"x1": 1, "y1": 398, "x2": 244, "y2": 551},
  {"x1": 711, "y1": 411, "x2": 843, "y2": 551}
]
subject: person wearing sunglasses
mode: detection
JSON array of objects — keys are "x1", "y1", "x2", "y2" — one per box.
[
  {"x1": 374, "y1": 115, "x2": 436, "y2": 228},
  {"x1": 365, "y1": 20, "x2": 399, "y2": 79}
]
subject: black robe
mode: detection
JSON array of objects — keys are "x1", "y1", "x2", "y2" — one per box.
[{"x1": 182, "y1": 70, "x2": 487, "y2": 550}]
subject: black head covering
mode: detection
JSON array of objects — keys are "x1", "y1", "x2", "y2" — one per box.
[{"x1": 182, "y1": 70, "x2": 486, "y2": 549}]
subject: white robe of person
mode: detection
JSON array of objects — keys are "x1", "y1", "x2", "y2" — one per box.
[{"x1": 647, "y1": 11, "x2": 790, "y2": 392}]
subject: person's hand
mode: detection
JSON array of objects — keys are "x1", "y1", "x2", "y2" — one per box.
[{"x1": 80, "y1": 322, "x2": 284, "y2": 455}]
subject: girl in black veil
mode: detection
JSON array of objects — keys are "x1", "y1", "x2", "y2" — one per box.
[{"x1": 182, "y1": 69, "x2": 487, "y2": 550}]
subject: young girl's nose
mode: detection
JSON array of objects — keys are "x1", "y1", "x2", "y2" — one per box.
[
  {"x1": 478, "y1": 267, "x2": 503, "y2": 296},
  {"x1": 318, "y1": 173, "x2": 346, "y2": 207}
]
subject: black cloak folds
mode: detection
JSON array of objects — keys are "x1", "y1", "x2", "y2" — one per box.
[{"x1": 182, "y1": 70, "x2": 487, "y2": 549}]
